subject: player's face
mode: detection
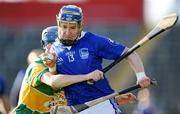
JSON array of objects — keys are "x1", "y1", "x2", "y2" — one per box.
[{"x1": 57, "y1": 22, "x2": 81, "y2": 41}]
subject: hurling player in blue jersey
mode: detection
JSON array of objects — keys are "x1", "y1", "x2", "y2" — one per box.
[{"x1": 49, "y1": 5, "x2": 151, "y2": 114}]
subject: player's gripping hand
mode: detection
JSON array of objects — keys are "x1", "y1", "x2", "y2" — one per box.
[
  {"x1": 42, "y1": 44, "x2": 56, "y2": 68},
  {"x1": 137, "y1": 76, "x2": 151, "y2": 89},
  {"x1": 86, "y1": 70, "x2": 104, "y2": 82},
  {"x1": 136, "y1": 72, "x2": 151, "y2": 89},
  {"x1": 115, "y1": 93, "x2": 137, "y2": 105},
  {"x1": 138, "y1": 77, "x2": 151, "y2": 89},
  {"x1": 42, "y1": 52, "x2": 56, "y2": 68}
]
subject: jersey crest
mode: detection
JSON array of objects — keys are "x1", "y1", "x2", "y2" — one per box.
[{"x1": 79, "y1": 48, "x2": 89, "y2": 59}]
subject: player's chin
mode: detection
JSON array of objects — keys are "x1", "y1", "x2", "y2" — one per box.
[{"x1": 63, "y1": 38, "x2": 76, "y2": 41}]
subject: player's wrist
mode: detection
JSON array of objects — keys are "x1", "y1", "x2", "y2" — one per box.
[
  {"x1": 85, "y1": 73, "x2": 91, "y2": 81},
  {"x1": 49, "y1": 65, "x2": 56, "y2": 74},
  {"x1": 136, "y1": 72, "x2": 147, "y2": 82}
]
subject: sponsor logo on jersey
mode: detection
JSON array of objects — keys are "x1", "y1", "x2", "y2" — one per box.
[{"x1": 57, "y1": 57, "x2": 64, "y2": 65}]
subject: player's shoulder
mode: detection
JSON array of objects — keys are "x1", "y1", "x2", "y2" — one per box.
[
  {"x1": 84, "y1": 31, "x2": 102, "y2": 38},
  {"x1": 34, "y1": 56, "x2": 43, "y2": 63},
  {"x1": 27, "y1": 57, "x2": 45, "y2": 70},
  {"x1": 83, "y1": 31, "x2": 107, "y2": 42}
]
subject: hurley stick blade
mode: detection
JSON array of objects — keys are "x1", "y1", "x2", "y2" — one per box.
[
  {"x1": 50, "y1": 106, "x2": 78, "y2": 114},
  {"x1": 158, "y1": 13, "x2": 178, "y2": 30},
  {"x1": 137, "y1": 13, "x2": 178, "y2": 46}
]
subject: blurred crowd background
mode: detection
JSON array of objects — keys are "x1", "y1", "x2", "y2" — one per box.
[{"x1": 0, "y1": 0, "x2": 180, "y2": 114}]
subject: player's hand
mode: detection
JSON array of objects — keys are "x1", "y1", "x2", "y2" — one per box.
[
  {"x1": 115, "y1": 93, "x2": 137, "y2": 105},
  {"x1": 42, "y1": 44, "x2": 56, "y2": 68},
  {"x1": 86, "y1": 70, "x2": 104, "y2": 82},
  {"x1": 137, "y1": 76, "x2": 151, "y2": 89},
  {"x1": 42, "y1": 52, "x2": 56, "y2": 68}
]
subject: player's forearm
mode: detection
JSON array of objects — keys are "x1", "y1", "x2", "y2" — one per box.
[
  {"x1": 41, "y1": 72, "x2": 88, "y2": 88},
  {"x1": 126, "y1": 52, "x2": 151, "y2": 89},
  {"x1": 126, "y1": 52, "x2": 144, "y2": 73},
  {"x1": 51, "y1": 74, "x2": 89, "y2": 88},
  {"x1": 48, "y1": 66, "x2": 57, "y2": 74},
  {"x1": 126, "y1": 52, "x2": 149, "y2": 82}
]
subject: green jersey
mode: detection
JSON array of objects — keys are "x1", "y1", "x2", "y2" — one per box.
[{"x1": 13, "y1": 57, "x2": 67, "y2": 114}]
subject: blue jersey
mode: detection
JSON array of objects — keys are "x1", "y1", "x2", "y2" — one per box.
[
  {"x1": 51, "y1": 31, "x2": 126, "y2": 105},
  {"x1": 0, "y1": 77, "x2": 5, "y2": 95}
]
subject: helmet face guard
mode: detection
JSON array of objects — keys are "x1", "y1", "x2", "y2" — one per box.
[
  {"x1": 56, "y1": 5, "x2": 83, "y2": 46},
  {"x1": 41, "y1": 26, "x2": 58, "y2": 49}
]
